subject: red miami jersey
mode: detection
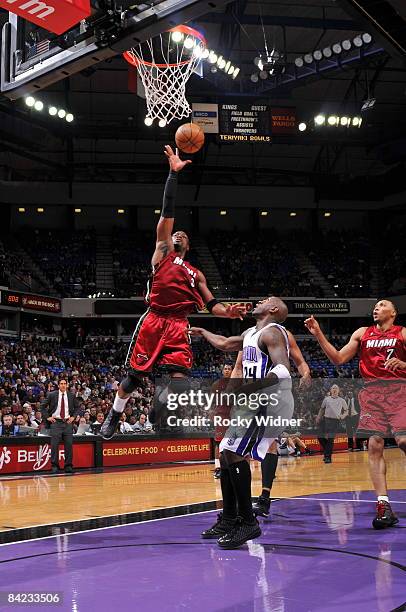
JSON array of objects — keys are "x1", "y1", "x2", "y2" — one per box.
[
  {"x1": 359, "y1": 325, "x2": 406, "y2": 380},
  {"x1": 147, "y1": 252, "x2": 204, "y2": 316}
]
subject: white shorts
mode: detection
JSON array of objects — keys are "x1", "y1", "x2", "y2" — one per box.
[
  {"x1": 218, "y1": 383, "x2": 294, "y2": 461},
  {"x1": 220, "y1": 433, "x2": 275, "y2": 461}
]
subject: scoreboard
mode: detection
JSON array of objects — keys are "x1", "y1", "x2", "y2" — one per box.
[
  {"x1": 217, "y1": 105, "x2": 296, "y2": 142},
  {"x1": 218, "y1": 104, "x2": 272, "y2": 142}
]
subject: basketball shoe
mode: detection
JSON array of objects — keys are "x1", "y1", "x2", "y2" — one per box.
[
  {"x1": 201, "y1": 512, "x2": 236, "y2": 539},
  {"x1": 217, "y1": 516, "x2": 261, "y2": 549},
  {"x1": 252, "y1": 496, "x2": 271, "y2": 518},
  {"x1": 101, "y1": 408, "x2": 121, "y2": 440},
  {"x1": 372, "y1": 501, "x2": 399, "y2": 529}
]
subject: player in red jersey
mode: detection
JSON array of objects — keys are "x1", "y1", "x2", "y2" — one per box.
[
  {"x1": 101, "y1": 146, "x2": 245, "y2": 439},
  {"x1": 305, "y1": 299, "x2": 406, "y2": 529}
]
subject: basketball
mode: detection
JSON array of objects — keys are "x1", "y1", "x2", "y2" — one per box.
[{"x1": 175, "y1": 122, "x2": 205, "y2": 154}]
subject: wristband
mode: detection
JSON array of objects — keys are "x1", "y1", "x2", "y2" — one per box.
[
  {"x1": 270, "y1": 364, "x2": 291, "y2": 380},
  {"x1": 161, "y1": 171, "x2": 178, "y2": 218},
  {"x1": 206, "y1": 298, "x2": 219, "y2": 313}
]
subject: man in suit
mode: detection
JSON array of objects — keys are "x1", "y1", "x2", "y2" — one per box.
[{"x1": 41, "y1": 379, "x2": 80, "y2": 473}]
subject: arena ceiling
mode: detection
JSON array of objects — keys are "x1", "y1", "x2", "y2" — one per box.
[{"x1": 0, "y1": 0, "x2": 406, "y2": 200}]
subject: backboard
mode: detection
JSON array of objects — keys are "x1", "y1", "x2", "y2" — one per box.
[{"x1": 1, "y1": 0, "x2": 233, "y2": 99}]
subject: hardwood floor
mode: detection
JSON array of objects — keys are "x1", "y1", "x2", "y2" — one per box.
[{"x1": 0, "y1": 449, "x2": 404, "y2": 531}]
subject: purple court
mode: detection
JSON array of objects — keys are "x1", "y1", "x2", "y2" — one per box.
[{"x1": 0, "y1": 490, "x2": 404, "y2": 612}]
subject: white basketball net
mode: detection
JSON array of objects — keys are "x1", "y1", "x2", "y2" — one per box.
[{"x1": 126, "y1": 31, "x2": 205, "y2": 126}]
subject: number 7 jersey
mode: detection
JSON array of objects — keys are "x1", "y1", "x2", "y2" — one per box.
[
  {"x1": 359, "y1": 325, "x2": 406, "y2": 380},
  {"x1": 242, "y1": 322, "x2": 290, "y2": 379}
]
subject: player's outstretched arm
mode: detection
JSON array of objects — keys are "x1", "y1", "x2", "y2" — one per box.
[
  {"x1": 287, "y1": 330, "x2": 311, "y2": 387},
  {"x1": 196, "y1": 272, "x2": 246, "y2": 320},
  {"x1": 304, "y1": 316, "x2": 364, "y2": 365},
  {"x1": 152, "y1": 146, "x2": 191, "y2": 267},
  {"x1": 189, "y1": 327, "x2": 243, "y2": 351}
]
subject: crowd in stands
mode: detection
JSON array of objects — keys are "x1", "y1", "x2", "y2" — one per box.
[
  {"x1": 1, "y1": 225, "x2": 404, "y2": 299},
  {"x1": 298, "y1": 336, "x2": 359, "y2": 379},
  {"x1": 0, "y1": 239, "x2": 30, "y2": 289},
  {"x1": 306, "y1": 230, "x2": 371, "y2": 297},
  {"x1": 0, "y1": 336, "x2": 153, "y2": 437},
  {"x1": 112, "y1": 229, "x2": 202, "y2": 297},
  {"x1": 21, "y1": 318, "x2": 61, "y2": 336},
  {"x1": 384, "y1": 221, "x2": 406, "y2": 295},
  {"x1": 0, "y1": 322, "x2": 363, "y2": 437},
  {"x1": 112, "y1": 229, "x2": 152, "y2": 296},
  {"x1": 0, "y1": 208, "x2": 405, "y2": 302},
  {"x1": 18, "y1": 229, "x2": 97, "y2": 297},
  {"x1": 206, "y1": 228, "x2": 374, "y2": 299},
  {"x1": 207, "y1": 231, "x2": 321, "y2": 298}
]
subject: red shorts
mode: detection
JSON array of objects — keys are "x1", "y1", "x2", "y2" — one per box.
[
  {"x1": 127, "y1": 310, "x2": 192, "y2": 374},
  {"x1": 358, "y1": 382, "x2": 406, "y2": 437}
]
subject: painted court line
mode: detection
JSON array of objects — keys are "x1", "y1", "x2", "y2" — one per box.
[
  {"x1": 0, "y1": 508, "x2": 218, "y2": 548},
  {"x1": 0, "y1": 499, "x2": 220, "y2": 533},
  {"x1": 273, "y1": 496, "x2": 406, "y2": 504},
  {"x1": 2, "y1": 493, "x2": 405, "y2": 548}
]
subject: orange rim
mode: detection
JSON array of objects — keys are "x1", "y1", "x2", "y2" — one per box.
[{"x1": 123, "y1": 25, "x2": 206, "y2": 69}]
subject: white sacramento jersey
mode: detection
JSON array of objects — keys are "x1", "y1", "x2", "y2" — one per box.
[
  {"x1": 242, "y1": 322, "x2": 290, "y2": 379},
  {"x1": 219, "y1": 321, "x2": 294, "y2": 461}
]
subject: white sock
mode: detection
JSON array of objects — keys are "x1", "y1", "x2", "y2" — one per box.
[
  {"x1": 215, "y1": 459, "x2": 220, "y2": 469},
  {"x1": 113, "y1": 394, "x2": 129, "y2": 413},
  {"x1": 378, "y1": 495, "x2": 389, "y2": 503}
]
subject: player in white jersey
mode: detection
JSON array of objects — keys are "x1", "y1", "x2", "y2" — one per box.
[
  {"x1": 231, "y1": 329, "x2": 311, "y2": 518},
  {"x1": 191, "y1": 296, "x2": 294, "y2": 549}
]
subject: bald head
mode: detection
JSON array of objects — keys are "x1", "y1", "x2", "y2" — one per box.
[{"x1": 252, "y1": 296, "x2": 288, "y2": 323}]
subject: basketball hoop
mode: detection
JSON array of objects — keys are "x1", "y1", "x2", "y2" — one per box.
[{"x1": 123, "y1": 25, "x2": 206, "y2": 127}]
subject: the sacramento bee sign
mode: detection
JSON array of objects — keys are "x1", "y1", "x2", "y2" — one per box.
[{"x1": 286, "y1": 300, "x2": 351, "y2": 315}]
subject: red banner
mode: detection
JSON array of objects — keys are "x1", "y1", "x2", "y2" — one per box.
[
  {"x1": 103, "y1": 438, "x2": 211, "y2": 467},
  {"x1": 1, "y1": 0, "x2": 91, "y2": 35},
  {"x1": 302, "y1": 435, "x2": 348, "y2": 452},
  {"x1": 1, "y1": 290, "x2": 61, "y2": 313},
  {"x1": 271, "y1": 107, "x2": 297, "y2": 134},
  {"x1": 0, "y1": 443, "x2": 94, "y2": 474}
]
